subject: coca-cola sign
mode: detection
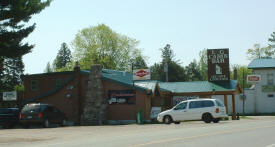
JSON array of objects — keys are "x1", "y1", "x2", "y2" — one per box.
[
  {"x1": 133, "y1": 69, "x2": 151, "y2": 80},
  {"x1": 247, "y1": 75, "x2": 261, "y2": 83}
]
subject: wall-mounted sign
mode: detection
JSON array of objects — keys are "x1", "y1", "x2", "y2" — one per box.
[
  {"x1": 173, "y1": 96, "x2": 198, "y2": 106},
  {"x1": 3, "y1": 91, "x2": 17, "y2": 101},
  {"x1": 247, "y1": 75, "x2": 261, "y2": 83},
  {"x1": 133, "y1": 69, "x2": 151, "y2": 81},
  {"x1": 207, "y1": 49, "x2": 230, "y2": 82}
]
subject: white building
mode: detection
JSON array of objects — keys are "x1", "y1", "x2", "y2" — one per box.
[{"x1": 214, "y1": 58, "x2": 275, "y2": 115}]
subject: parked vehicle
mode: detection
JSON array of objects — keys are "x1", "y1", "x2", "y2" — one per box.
[
  {"x1": 157, "y1": 99, "x2": 228, "y2": 124},
  {"x1": 20, "y1": 103, "x2": 67, "y2": 128},
  {"x1": 0, "y1": 108, "x2": 20, "y2": 128}
]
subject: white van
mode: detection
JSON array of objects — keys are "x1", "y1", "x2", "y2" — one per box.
[{"x1": 157, "y1": 99, "x2": 228, "y2": 124}]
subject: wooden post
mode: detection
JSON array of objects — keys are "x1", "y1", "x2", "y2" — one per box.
[
  {"x1": 232, "y1": 94, "x2": 236, "y2": 120},
  {"x1": 224, "y1": 95, "x2": 228, "y2": 114}
]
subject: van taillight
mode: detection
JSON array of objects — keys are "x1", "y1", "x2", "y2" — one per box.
[
  {"x1": 19, "y1": 113, "x2": 22, "y2": 119},
  {"x1": 38, "y1": 112, "x2": 43, "y2": 118},
  {"x1": 216, "y1": 108, "x2": 219, "y2": 113}
]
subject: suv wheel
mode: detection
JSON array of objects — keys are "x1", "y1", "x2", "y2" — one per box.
[
  {"x1": 202, "y1": 113, "x2": 213, "y2": 123},
  {"x1": 43, "y1": 119, "x2": 50, "y2": 128},
  {"x1": 163, "y1": 116, "x2": 172, "y2": 124},
  {"x1": 213, "y1": 118, "x2": 220, "y2": 123}
]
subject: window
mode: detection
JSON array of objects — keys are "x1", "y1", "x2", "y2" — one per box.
[
  {"x1": 174, "y1": 102, "x2": 187, "y2": 110},
  {"x1": 267, "y1": 74, "x2": 274, "y2": 85},
  {"x1": 108, "y1": 90, "x2": 136, "y2": 105},
  {"x1": 215, "y1": 100, "x2": 224, "y2": 107},
  {"x1": 189, "y1": 101, "x2": 202, "y2": 109},
  {"x1": 202, "y1": 101, "x2": 214, "y2": 107},
  {"x1": 31, "y1": 80, "x2": 38, "y2": 91},
  {"x1": 189, "y1": 100, "x2": 214, "y2": 109},
  {"x1": 268, "y1": 94, "x2": 274, "y2": 98}
]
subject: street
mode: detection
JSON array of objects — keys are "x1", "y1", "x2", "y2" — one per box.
[{"x1": 1, "y1": 116, "x2": 275, "y2": 147}]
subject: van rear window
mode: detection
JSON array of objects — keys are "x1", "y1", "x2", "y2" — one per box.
[
  {"x1": 22, "y1": 104, "x2": 40, "y2": 112},
  {"x1": 216, "y1": 100, "x2": 224, "y2": 107},
  {"x1": 189, "y1": 100, "x2": 214, "y2": 108}
]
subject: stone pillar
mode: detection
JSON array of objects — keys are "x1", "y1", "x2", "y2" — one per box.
[{"x1": 81, "y1": 65, "x2": 107, "y2": 125}]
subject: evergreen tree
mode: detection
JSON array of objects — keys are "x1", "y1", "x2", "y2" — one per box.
[
  {"x1": 53, "y1": 43, "x2": 72, "y2": 71},
  {"x1": 132, "y1": 55, "x2": 147, "y2": 69},
  {"x1": 268, "y1": 31, "x2": 275, "y2": 49},
  {"x1": 44, "y1": 62, "x2": 53, "y2": 73},
  {"x1": 151, "y1": 44, "x2": 186, "y2": 82},
  {"x1": 0, "y1": 0, "x2": 51, "y2": 91}
]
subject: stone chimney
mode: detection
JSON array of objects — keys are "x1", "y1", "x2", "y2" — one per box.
[{"x1": 81, "y1": 65, "x2": 107, "y2": 125}]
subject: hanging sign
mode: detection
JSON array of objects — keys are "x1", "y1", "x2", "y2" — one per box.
[
  {"x1": 247, "y1": 75, "x2": 261, "y2": 83},
  {"x1": 3, "y1": 91, "x2": 17, "y2": 101},
  {"x1": 207, "y1": 49, "x2": 230, "y2": 82},
  {"x1": 133, "y1": 69, "x2": 151, "y2": 81}
]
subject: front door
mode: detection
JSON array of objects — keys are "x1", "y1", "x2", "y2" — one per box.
[{"x1": 172, "y1": 102, "x2": 189, "y2": 121}]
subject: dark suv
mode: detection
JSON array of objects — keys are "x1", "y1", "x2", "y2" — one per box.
[
  {"x1": 20, "y1": 103, "x2": 67, "y2": 128},
  {"x1": 0, "y1": 108, "x2": 19, "y2": 128}
]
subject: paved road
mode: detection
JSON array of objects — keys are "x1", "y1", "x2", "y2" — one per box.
[{"x1": 1, "y1": 116, "x2": 275, "y2": 147}]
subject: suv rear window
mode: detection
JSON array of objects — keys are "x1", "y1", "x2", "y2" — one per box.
[
  {"x1": 189, "y1": 100, "x2": 214, "y2": 109},
  {"x1": 22, "y1": 104, "x2": 40, "y2": 113}
]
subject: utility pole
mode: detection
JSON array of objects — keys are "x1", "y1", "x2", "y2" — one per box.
[{"x1": 163, "y1": 44, "x2": 170, "y2": 82}]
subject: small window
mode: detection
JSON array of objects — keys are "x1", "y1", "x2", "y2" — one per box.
[
  {"x1": 267, "y1": 74, "x2": 274, "y2": 85},
  {"x1": 31, "y1": 80, "x2": 38, "y2": 91},
  {"x1": 174, "y1": 102, "x2": 187, "y2": 110},
  {"x1": 268, "y1": 94, "x2": 274, "y2": 98}
]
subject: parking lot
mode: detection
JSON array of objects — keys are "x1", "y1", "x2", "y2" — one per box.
[{"x1": 1, "y1": 116, "x2": 275, "y2": 147}]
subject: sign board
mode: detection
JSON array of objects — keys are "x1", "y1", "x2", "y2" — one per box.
[
  {"x1": 207, "y1": 49, "x2": 230, "y2": 82},
  {"x1": 3, "y1": 91, "x2": 17, "y2": 101},
  {"x1": 150, "y1": 107, "x2": 161, "y2": 119},
  {"x1": 108, "y1": 90, "x2": 136, "y2": 104},
  {"x1": 247, "y1": 75, "x2": 261, "y2": 83},
  {"x1": 133, "y1": 69, "x2": 151, "y2": 81},
  {"x1": 173, "y1": 96, "x2": 198, "y2": 106}
]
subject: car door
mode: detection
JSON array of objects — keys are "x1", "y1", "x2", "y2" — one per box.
[
  {"x1": 171, "y1": 102, "x2": 189, "y2": 121},
  {"x1": 188, "y1": 101, "x2": 202, "y2": 120}
]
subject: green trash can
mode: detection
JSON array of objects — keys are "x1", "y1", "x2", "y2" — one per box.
[{"x1": 137, "y1": 109, "x2": 143, "y2": 124}]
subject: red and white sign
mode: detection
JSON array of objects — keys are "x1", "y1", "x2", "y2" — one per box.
[
  {"x1": 247, "y1": 75, "x2": 261, "y2": 83},
  {"x1": 133, "y1": 69, "x2": 151, "y2": 80}
]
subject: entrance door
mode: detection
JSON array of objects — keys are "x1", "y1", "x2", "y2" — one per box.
[{"x1": 172, "y1": 102, "x2": 189, "y2": 121}]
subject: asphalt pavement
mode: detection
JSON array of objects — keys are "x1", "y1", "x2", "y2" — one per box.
[{"x1": 0, "y1": 116, "x2": 275, "y2": 147}]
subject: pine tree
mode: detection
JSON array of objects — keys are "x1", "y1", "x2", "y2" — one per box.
[
  {"x1": 53, "y1": 43, "x2": 72, "y2": 71},
  {"x1": 44, "y1": 62, "x2": 52, "y2": 73},
  {"x1": 0, "y1": 0, "x2": 52, "y2": 91}
]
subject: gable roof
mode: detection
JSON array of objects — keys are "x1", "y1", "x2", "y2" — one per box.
[{"x1": 248, "y1": 58, "x2": 275, "y2": 69}]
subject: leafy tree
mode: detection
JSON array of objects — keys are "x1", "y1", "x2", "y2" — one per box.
[
  {"x1": 72, "y1": 24, "x2": 142, "y2": 71},
  {"x1": 0, "y1": 0, "x2": 52, "y2": 91},
  {"x1": 151, "y1": 44, "x2": 186, "y2": 82},
  {"x1": 185, "y1": 59, "x2": 202, "y2": 81},
  {"x1": 246, "y1": 44, "x2": 274, "y2": 60},
  {"x1": 53, "y1": 42, "x2": 72, "y2": 71},
  {"x1": 44, "y1": 62, "x2": 53, "y2": 73}
]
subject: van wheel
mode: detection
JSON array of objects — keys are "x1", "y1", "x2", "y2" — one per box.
[
  {"x1": 213, "y1": 118, "x2": 220, "y2": 123},
  {"x1": 202, "y1": 113, "x2": 213, "y2": 123},
  {"x1": 163, "y1": 116, "x2": 172, "y2": 124},
  {"x1": 43, "y1": 119, "x2": 50, "y2": 128}
]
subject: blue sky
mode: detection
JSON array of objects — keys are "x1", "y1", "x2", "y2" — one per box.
[{"x1": 23, "y1": 0, "x2": 275, "y2": 74}]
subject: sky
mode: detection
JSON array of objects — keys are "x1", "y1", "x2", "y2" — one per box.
[{"x1": 23, "y1": 0, "x2": 275, "y2": 74}]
